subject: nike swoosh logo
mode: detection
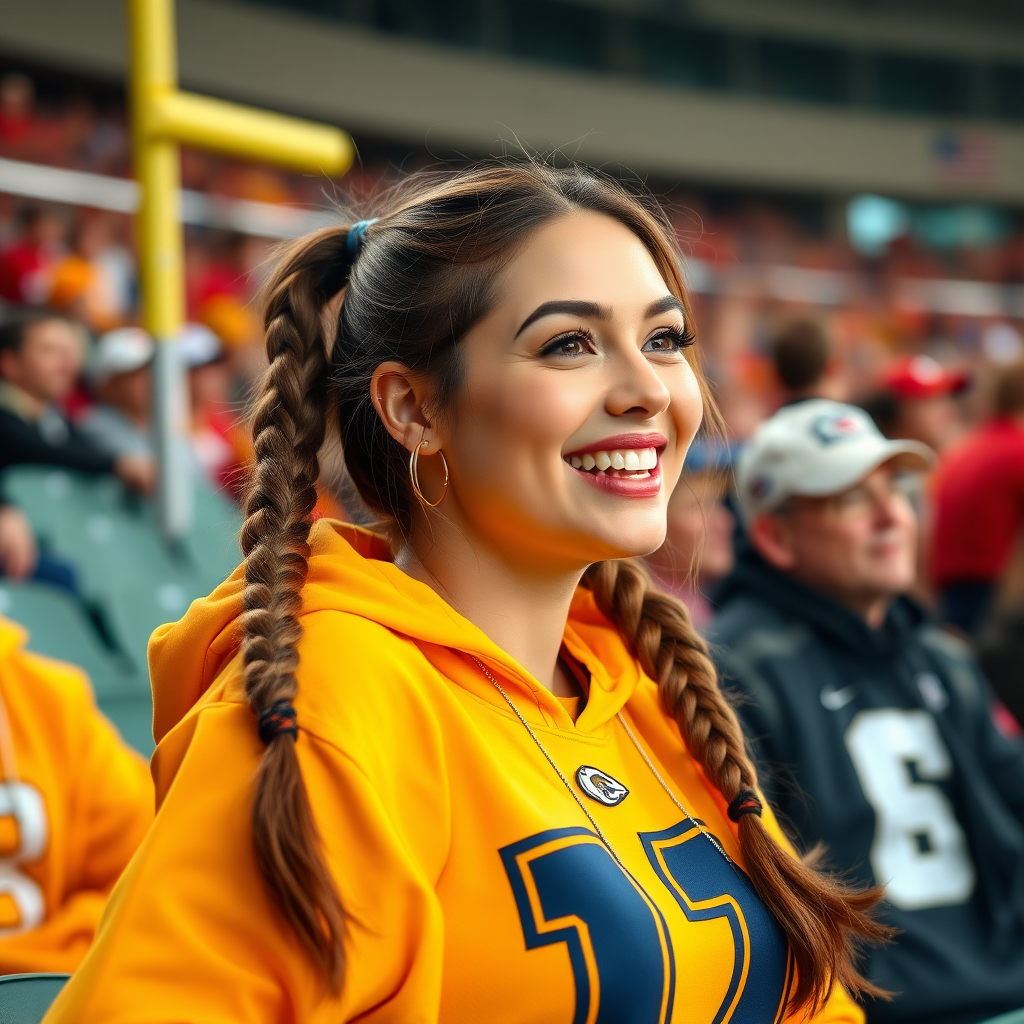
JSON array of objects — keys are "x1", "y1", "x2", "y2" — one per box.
[{"x1": 820, "y1": 684, "x2": 858, "y2": 710}]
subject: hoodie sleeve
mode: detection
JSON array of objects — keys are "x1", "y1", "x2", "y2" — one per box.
[
  {"x1": 0, "y1": 651, "x2": 153, "y2": 976},
  {"x1": 45, "y1": 697, "x2": 450, "y2": 1024}
]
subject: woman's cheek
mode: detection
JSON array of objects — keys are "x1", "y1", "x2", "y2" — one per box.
[{"x1": 477, "y1": 371, "x2": 596, "y2": 450}]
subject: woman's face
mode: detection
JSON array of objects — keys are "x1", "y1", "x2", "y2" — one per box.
[{"x1": 436, "y1": 211, "x2": 704, "y2": 574}]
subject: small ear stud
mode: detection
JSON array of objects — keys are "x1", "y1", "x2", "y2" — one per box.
[{"x1": 421, "y1": 440, "x2": 429, "y2": 449}]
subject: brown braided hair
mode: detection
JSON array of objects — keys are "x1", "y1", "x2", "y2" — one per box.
[
  {"x1": 584, "y1": 558, "x2": 891, "y2": 1013},
  {"x1": 241, "y1": 228, "x2": 351, "y2": 987},
  {"x1": 240, "y1": 160, "x2": 888, "y2": 1007}
]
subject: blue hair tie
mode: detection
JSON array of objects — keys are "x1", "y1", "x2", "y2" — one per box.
[{"x1": 346, "y1": 218, "x2": 378, "y2": 258}]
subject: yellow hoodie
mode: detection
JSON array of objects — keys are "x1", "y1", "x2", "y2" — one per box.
[
  {"x1": 0, "y1": 616, "x2": 152, "y2": 974},
  {"x1": 46, "y1": 521, "x2": 863, "y2": 1024}
]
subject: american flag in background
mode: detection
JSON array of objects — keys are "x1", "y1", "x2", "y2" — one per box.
[{"x1": 932, "y1": 130, "x2": 997, "y2": 185}]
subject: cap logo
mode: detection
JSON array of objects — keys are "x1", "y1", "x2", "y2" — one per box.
[
  {"x1": 749, "y1": 474, "x2": 773, "y2": 500},
  {"x1": 811, "y1": 413, "x2": 866, "y2": 446}
]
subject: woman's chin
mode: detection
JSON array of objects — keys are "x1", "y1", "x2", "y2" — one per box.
[{"x1": 576, "y1": 521, "x2": 669, "y2": 564}]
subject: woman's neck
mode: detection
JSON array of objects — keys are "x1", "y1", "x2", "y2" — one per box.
[{"x1": 396, "y1": 520, "x2": 584, "y2": 696}]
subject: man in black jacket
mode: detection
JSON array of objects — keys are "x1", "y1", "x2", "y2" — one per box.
[
  {"x1": 712, "y1": 399, "x2": 1024, "y2": 1024},
  {"x1": 0, "y1": 310, "x2": 152, "y2": 490}
]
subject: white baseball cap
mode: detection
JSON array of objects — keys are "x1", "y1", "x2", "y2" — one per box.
[
  {"x1": 178, "y1": 322, "x2": 223, "y2": 369},
  {"x1": 735, "y1": 399, "x2": 933, "y2": 521},
  {"x1": 87, "y1": 327, "x2": 154, "y2": 386}
]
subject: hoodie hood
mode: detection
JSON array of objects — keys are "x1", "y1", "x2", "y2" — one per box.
[
  {"x1": 149, "y1": 519, "x2": 644, "y2": 747},
  {"x1": 714, "y1": 544, "x2": 926, "y2": 659}
]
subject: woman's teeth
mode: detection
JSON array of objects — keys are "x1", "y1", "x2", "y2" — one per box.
[{"x1": 568, "y1": 448, "x2": 658, "y2": 473}]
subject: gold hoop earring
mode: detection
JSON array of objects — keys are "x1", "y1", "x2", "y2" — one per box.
[{"x1": 409, "y1": 440, "x2": 449, "y2": 508}]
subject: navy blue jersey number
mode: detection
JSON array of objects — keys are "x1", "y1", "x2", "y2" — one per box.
[
  {"x1": 640, "y1": 820, "x2": 789, "y2": 1023},
  {"x1": 500, "y1": 820, "x2": 789, "y2": 1024},
  {"x1": 500, "y1": 826, "x2": 673, "y2": 1024}
]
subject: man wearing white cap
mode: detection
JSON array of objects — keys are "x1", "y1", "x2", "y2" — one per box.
[
  {"x1": 79, "y1": 327, "x2": 155, "y2": 460},
  {"x1": 711, "y1": 400, "x2": 1024, "y2": 1024}
]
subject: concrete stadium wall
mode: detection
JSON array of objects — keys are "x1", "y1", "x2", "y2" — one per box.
[{"x1": 3, "y1": 0, "x2": 1024, "y2": 203}]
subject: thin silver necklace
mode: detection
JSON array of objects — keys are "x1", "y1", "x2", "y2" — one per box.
[{"x1": 471, "y1": 656, "x2": 733, "y2": 867}]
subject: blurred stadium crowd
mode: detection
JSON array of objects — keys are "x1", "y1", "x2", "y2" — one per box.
[{"x1": 4, "y1": 67, "x2": 1024, "y2": 681}]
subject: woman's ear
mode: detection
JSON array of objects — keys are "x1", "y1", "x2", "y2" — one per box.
[{"x1": 371, "y1": 361, "x2": 442, "y2": 454}]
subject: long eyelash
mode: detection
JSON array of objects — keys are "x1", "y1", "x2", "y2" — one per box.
[
  {"x1": 659, "y1": 325, "x2": 696, "y2": 348},
  {"x1": 539, "y1": 326, "x2": 595, "y2": 356}
]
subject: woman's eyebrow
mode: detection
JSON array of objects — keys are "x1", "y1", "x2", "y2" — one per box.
[
  {"x1": 515, "y1": 299, "x2": 610, "y2": 338},
  {"x1": 645, "y1": 295, "x2": 685, "y2": 318}
]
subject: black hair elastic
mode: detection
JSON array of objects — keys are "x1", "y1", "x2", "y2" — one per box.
[
  {"x1": 258, "y1": 700, "x2": 299, "y2": 744},
  {"x1": 727, "y1": 788, "x2": 763, "y2": 822},
  {"x1": 346, "y1": 218, "x2": 378, "y2": 258}
]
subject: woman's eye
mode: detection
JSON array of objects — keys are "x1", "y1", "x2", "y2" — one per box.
[
  {"x1": 539, "y1": 330, "x2": 595, "y2": 358},
  {"x1": 642, "y1": 327, "x2": 692, "y2": 354}
]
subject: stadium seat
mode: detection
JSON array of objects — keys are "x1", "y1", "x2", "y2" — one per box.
[
  {"x1": 1, "y1": 466, "x2": 206, "y2": 602},
  {"x1": 0, "y1": 467, "x2": 122, "y2": 544},
  {"x1": 97, "y1": 690, "x2": 155, "y2": 756},
  {"x1": 0, "y1": 973, "x2": 70, "y2": 1024},
  {"x1": 104, "y1": 580, "x2": 196, "y2": 678},
  {"x1": 0, "y1": 580, "x2": 135, "y2": 699},
  {"x1": 187, "y1": 483, "x2": 243, "y2": 589},
  {"x1": 47, "y1": 501, "x2": 202, "y2": 602}
]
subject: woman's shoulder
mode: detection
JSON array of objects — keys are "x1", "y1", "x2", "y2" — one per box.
[{"x1": 293, "y1": 608, "x2": 449, "y2": 760}]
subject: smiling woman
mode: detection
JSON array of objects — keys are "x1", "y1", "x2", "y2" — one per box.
[{"x1": 46, "y1": 162, "x2": 887, "y2": 1024}]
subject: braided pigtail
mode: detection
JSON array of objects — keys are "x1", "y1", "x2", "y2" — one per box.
[
  {"x1": 585, "y1": 559, "x2": 892, "y2": 1015},
  {"x1": 240, "y1": 225, "x2": 358, "y2": 990}
]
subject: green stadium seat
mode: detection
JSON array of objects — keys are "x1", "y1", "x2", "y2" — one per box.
[
  {"x1": 104, "y1": 580, "x2": 196, "y2": 678},
  {"x1": 187, "y1": 483, "x2": 243, "y2": 589},
  {"x1": 0, "y1": 973, "x2": 69, "y2": 1024},
  {"x1": 0, "y1": 467, "x2": 122, "y2": 545},
  {"x1": 0, "y1": 581, "x2": 136, "y2": 698},
  {"x1": 97, "y1": 690, "x2": 155, "y2": 756},
  {"x1": 47, "y1": 501, "x2": 202, "y2": 601}
]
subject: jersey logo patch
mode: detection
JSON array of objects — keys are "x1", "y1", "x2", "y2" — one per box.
[{"x1": 576, "y1": 766, "x2": 629, "y2": 806}]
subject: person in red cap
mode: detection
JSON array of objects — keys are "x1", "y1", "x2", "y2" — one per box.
[
  {"x1": 862, "y1": 354, "x2": 969, "y2": 453},
  {"x1": 932, "y1": 360, "x2": 1024, "y2": 634}
]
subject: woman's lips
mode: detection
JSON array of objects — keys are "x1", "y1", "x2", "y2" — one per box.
[{"x1": 564, "y1": 432, "x2": 668, "y2": 458}]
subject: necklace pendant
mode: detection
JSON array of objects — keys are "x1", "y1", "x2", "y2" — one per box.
[{"x1": 576, "y1": 766, "x2": 629, "y2": 807}]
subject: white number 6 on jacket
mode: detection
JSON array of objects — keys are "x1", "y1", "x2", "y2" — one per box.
[{"x1": 845, "y1": 708, "x2": 975, "y2": 910}]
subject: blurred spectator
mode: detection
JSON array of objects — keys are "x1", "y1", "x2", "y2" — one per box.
[
  {"x1": 0, "y1": 73, "x2": 36, "y2": 153},
  {"x1": 0, "y1": 205, "x2": 65, "y2": 307},
  {"x1": 0, "y1": 612, "x2": 153, "y2": 973},
  {"x1": 48, "y1": 213, "x2": 134, "y2": 332},
  {"x1": 977, "y1": 607, "x2": 1024, "y2": 730},
  {"x1": 769, "y1": 319, "x2": 844, "y2": 406},
  {"x1": 645, "y1": 439, "x2": 734, "y2": 633},
  {"x1": 932, "y1": 360, "x2": 1024, "y2": 634},
  {"x1": 0, "y1": 496, "x2": 77, "y2": 594},
  {"x1": 78, "y1": 327, "x2": 153, "y2": 459},
  {"x1": 0, "y1": 310, "x2": 153, "y2": 491},
  {"x1": 861, "y1": 355, "x2": 969, "y2": 452},
  {"x1": 0, "y1": 500, "x2": 35, "y2": 580},
  {"x1": 180, "y1": 323, "x2": 250, "y2": 495},
  {"x1": 712, "y1": 400, "x2": 1024, "y2": 1024}
]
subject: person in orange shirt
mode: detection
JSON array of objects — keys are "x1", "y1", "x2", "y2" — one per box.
[
  {"x1": 0, "y1": 614, "x2": 153, "y2": 974},
  {"x1": 48, "y1": 162, "x2": 886, "y2": 1023}
]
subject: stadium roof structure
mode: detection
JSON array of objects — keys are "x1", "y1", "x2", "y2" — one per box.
[{"x1": 2, "y1": 0, "x2": 1024, "y2": 202}]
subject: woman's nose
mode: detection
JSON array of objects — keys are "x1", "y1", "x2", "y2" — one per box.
[{"x1": 604, "y1": 348, "x2": 672, "y2": 419}]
